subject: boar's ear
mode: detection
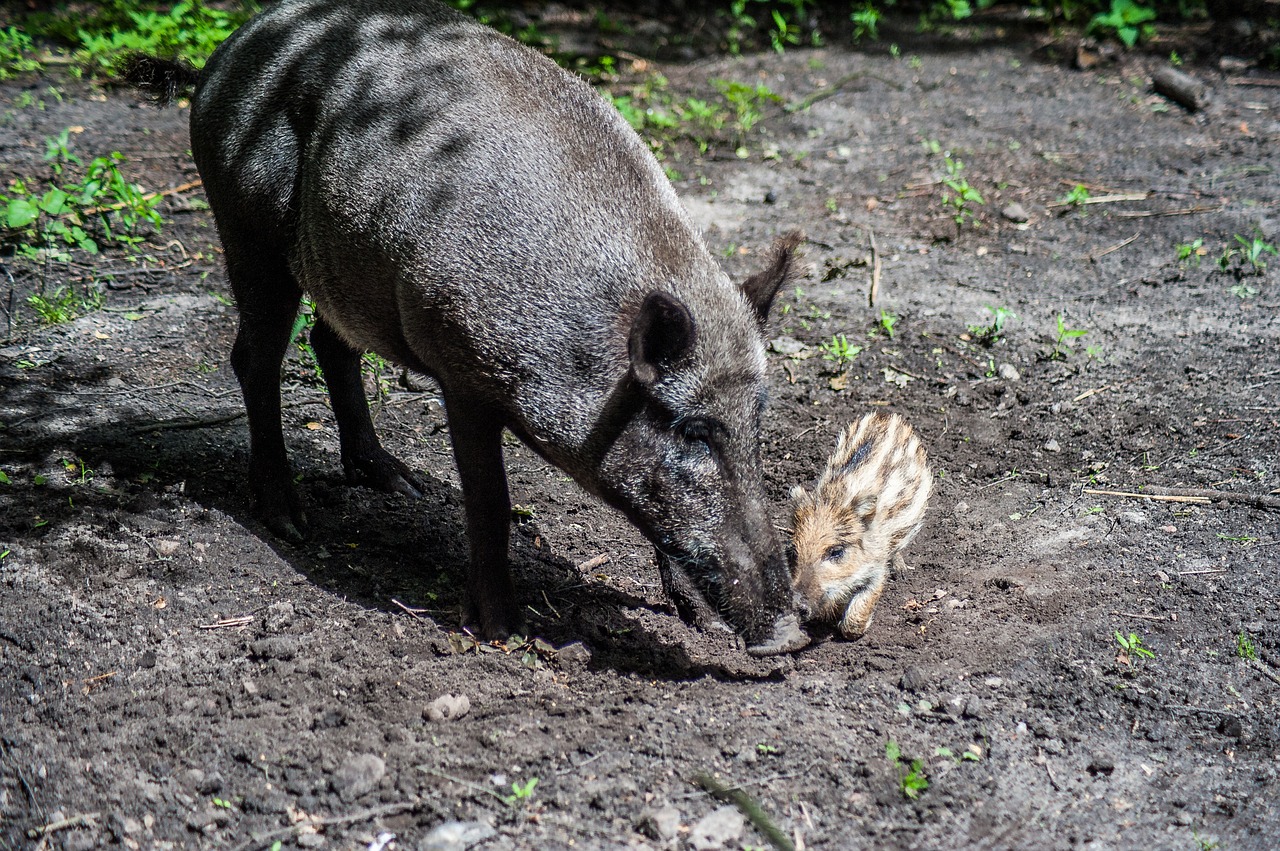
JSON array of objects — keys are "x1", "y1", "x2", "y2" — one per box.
[
  {"x1": 629, "y1": 291, "x2": 697, "y2": 387},
  {"x1": 740, "y1": 230, "x2": 804, "y2": 325}
]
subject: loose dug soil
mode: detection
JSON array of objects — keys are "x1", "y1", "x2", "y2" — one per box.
[{"x1": 2, "y1": 14, "x2": 1279, "y2": 851}]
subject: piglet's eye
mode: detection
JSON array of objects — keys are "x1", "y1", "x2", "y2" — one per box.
[
  {"x1": 680, "y1": 418, "x2": 712, "y2": 445},
  {"x1": 824, "y1": 545, "x2": 846, "y2": 561}
]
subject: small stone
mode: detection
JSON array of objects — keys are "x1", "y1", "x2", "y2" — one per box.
[
  {"x1": 1001, "y1": 202, "x2": 1030, "y2": 223},
  {"x1": 1043, "y1": 439, "x2": 1061, "y2": 453},
  {"x1": 769, "y1": 336, "x2": 809, "y2": 357},
  {"x1": 1087, "y1": 752, "x2": 1115, "y2": 776},
  {"x1": 1175, "y1": 811, "x2": 1194, "y2": 826},
  {"x1": 962, "y1": 695, "x2": 983, "y2": 720},
  {"x1": 763, "y1": 189, "x2": 777, "y2": 204},
  {"x1": 60, "y1": 831, "x2": 99, "y2": 851},
  {"x1": 154, "y1": 539, "x2": 181, "y2": 557},
  {"x1": 424, "y1": 693, "x2": 471, "y2": 722},
  {"x1": 420, "y1": 820, "x2": 496, "y2": 851},
  {"x1": 984, "y1": 676, "x2": 1003, "y2": 689},
  {"x1": 689, "y1": 805, "x2": 745, "y2": 850},
  {"x1": 899, "y1": 666, "x2": 928, "y2": 692},
  {"x1": 636, "y1": 805, "x2": 682, "y2": 842},
  {"x1": 556, "y1": 641, "x2": 591, "y2": 671},
  {"x1": 331, "y1": 753, "x2": 385, "y2": 803},
  {"x1": 296, "y1": 833, "x2": 326, "y2": 848},
  {"x1": 1042, "y1": 738, "x2": 1065, "y2": 756},
  {"x1": 997, "y1": 363, "x2": 1020, "y2": 381}
]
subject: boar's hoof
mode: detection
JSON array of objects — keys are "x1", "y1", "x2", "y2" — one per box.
[
  {"x1": 745, "y1": 613, "x2": 810, "y2": 657},
  {"x1": 343, "y1": 451, "x2": 425, "y2": 499},
  {"x1": 262, "y1": 510, "x2": 308, "y2": 545}
]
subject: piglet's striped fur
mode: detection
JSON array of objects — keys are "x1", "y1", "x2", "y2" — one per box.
[{"x1": 790, "y1": 412, "x2": 932, "y2": 638}]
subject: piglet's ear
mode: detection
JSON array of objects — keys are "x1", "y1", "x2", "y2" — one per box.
[
  {"x1": 740, "y1": 230, "x2": 804, "y2": 326},
  {"x1": 629, "y1": 291, "x2": 696, "y2": 387}
]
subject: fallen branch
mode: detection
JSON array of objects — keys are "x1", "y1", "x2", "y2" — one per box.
[
  {"x1": 1050, "y1": 192, "x2": 1149, "y2": 209},
  {"x1": 576, "y1": 553, "x2": 611, "y2": 572},
  {"x1": 1082, "y1": 488, "x2": 1208, "y2": 504},
  {"x1": 867, "y1": 229, "x2": 882, "y2": 307},
  {"x1": 1113, "y1": 204, "x2": 1224, "y2": 219},
  {"x1": 694, "y1": 773, "x2": 795, "y2": 851},
  {"x1": 1088, "y1": 233, "x2": 1139, "y2": 262},
  {"x1": 27, "y1": 812, "x2": 100, "y2": 838},
  {"x1": 1152, "y1": 66, "x2": 1211, "y2": 111},
  {"x1": 1249, "y1": 660, "x2": 1280, "y2": 688}
]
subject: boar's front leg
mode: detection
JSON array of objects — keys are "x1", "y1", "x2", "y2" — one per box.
[
  {"x1": 309, "y1": 317, "x2": 424, "y2": 498},
  {"x1": 227, "y1": 249, "x2": 308, "y2": 543},
  {"x1": 446, "y1": 398, "x2": 521, "y2": 639}
]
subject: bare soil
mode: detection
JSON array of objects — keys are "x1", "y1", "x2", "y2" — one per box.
[{"x1": 3, "y1": 15, "x2": 1279, "y2": 851}]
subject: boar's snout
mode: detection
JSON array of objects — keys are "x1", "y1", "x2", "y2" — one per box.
[{"x1": 745, "y1": 612, "x2": 810, "y2": 657}]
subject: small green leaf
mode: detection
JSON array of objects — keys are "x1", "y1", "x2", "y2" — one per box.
[{"x1": 5, "y1": 198, "x2": 39, "y2": 229}]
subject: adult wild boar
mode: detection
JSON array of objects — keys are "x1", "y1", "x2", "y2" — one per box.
[{"x1": 158, "y1": 0, "x2": 807, "y2": 654}]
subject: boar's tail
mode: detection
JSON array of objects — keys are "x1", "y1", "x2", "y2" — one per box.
[{"x1": 117, "y1": 54, "x2": 201, "y2": 106}]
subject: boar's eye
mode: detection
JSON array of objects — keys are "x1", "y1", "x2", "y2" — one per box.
[
  {"x1": 679, "y1": 417, "x2": 713, "y2": 448},
  {"x1": 823, "y1": 544, "x2": 846, "y2": 562}
]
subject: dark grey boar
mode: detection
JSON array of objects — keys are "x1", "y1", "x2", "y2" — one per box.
[{"x1": 167, "y1": 0, "x2": 807, "y2": 654}]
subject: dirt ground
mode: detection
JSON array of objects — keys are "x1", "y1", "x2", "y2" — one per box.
[{"x1": 2, "y1": 9, "x2": 1279, "y2": 851}]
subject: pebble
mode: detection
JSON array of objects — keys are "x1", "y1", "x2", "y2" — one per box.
[
  {"x1": 296, "y1": 833, "x2": 326, "y2": 848},
  {"x1": 1043, "y1": 438, "x2": 1061, "y2": 453},
  {"x1": 984, "y1": 677, "x2": 1003, "y2": 689},
  {"x1": 1087, "y1": 752, "x2": 1115, "y2": 776},
  {"x1": 997, "y1": 363, "x2": 1020, "y2": 381},
  {"x1": 1001, "y1": 202, "x2": 1030, "y2": 223},
  {"x1": 899, "y1": 666, "x2": 928, "y2": 692},
  {"x1": 424, "y1": 693, "x2": 471, "y2": 722},
  {"x1": 1217, "y1": 715, "x2": 1243, "y2": 739},
  {"x1": 963, "y1": 695, "x2": 983, "y2": 720},
  {"x1": 419, "y1": 820, "x2": 496, "y2": 851},
  {"x1": 556, "y1": 641, "x2": 592, "y2": 672},
  {"x1": 154, "y1": 539, "x2": 181, "y2": 557},
  {"x1": 331, "y1": 753, "x2": 385, "y2": 802},
  {"x1": 636, "y1": 805, "x2": 682, "y2": 842},
  {"x1": 688, "y1": 805, "x2": 745, "y2": 850}
]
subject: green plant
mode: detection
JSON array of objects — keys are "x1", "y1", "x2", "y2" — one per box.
[
  {"x1": 1176, "y1": 237, "x2": 1204, "y2": 266},
  {"x1": 712, "y1": 79, "x2": 782, "y2": 147},
  {"x1": 1115, "y1": 630, "x2": 1154, "y2": 662},
  {"x1": 967, "y1": 305, "x2": 1015, "y2": 347},
  {"x1": 1217, "y1": 533, "x2": 1257, "y2": 547},
  {"x1": 288, "y1": 300, "x2": 323, "y2": 381},
  {"x1": 1049, "y1": 314, "x2": 1087, "y2": 360},
  {"x1": 27, "y1": 285, "x2": 103, "y2": 324},
  {"x1": 0, "y1": 26, "x2": 41, "y2": 80},
  {"x1": 1235, "y1": 631, "x2": 1257, "y2": 661},
  {"x1": 1088, "y1": 0, "x2": 1157, "y2": 48},
  {"x1": 877, "y1": 309, "x2": 898, "y2": 338},
  {"x1": 941, "y1": 155, "x2": 985, "y2": 227},
  {"x1": 936, "y1": 745, "x2": 981, "y2": 763},
  {"x1": 1233, "y1": 234, "x2": 1277, "y2": 273},
  {"x1": 66, "y1": 0, "x2": 258, "y2": 73},
  {"x1": 1229, "y1": 282, "x2": 1259, "y2": 299},
  {"x1": 819, "y1": 333, "x2": 861, "y2": 370},
  {"x1": 886, "y1": 740, "x2": 928, "y2": 800},
  {"x1": 1059, "y1": 183, "x2": 1091, "y2": 207},
  {"x1": 850, "y1": 3, "x2": 882, "y2": 40},
  {"x1": 504, "y1": 776, "x2": 539, "y2": 806}
]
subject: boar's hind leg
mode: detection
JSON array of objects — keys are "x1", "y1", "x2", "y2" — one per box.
[
  {"x1": 446, "y1": 401, "x2": 522, "y2": 640},
  {"x1": 226, "y1": 251, "x2": 307, "y2": 543},
  {"x1": 309, "y1": 318, "x2": 424, "y2": 499}
]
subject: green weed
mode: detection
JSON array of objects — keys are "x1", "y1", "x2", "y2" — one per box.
[
  {"x1": 1088, "y1": 0, "x2": 1157, "y2": 48},
  {"x1": 819, "y1": 333, "x2": 861, "y2": 370},
  {"x1": 886, "y1": 740, "x2": 928, "y2": 800},
  {"x1": 851, "y1": 3, "x2": 882, "y2": 40},
  {"x1": 1048, "y1": 314, "x2": 1087, "y2": 360},
  {"x1": 1176, "y1": 238, "x2": 1205, "y2": 266},
  {"x1": 0, "y1": 26, "x2": 42, "y2": 80},
  {"x1": 65, "y1": 0, "x2": 257, "y2": 73},
  {"x1": 967, "y1": 305, "x2": 1015, "y2": 346},
  {"x1": 1235, "y1": 631, "x2": 1257, "y2": 661},
  {"x1": 1233, "y1": 234, "x2": 1277, "y2": 273},
  {"x1": 941, "y1": 155, "x2": 984, "y2": 227},
  {"x1": 1115, "y1": 630, "x2": 1154, "y2": 662},
  {"x1": 27, "y1": 285, "x2": 103, "y2": 325},
  {"x1": 1059, "y1": 183, "x2": 1091, "y2": 207},
  {"x1": 504, "y1": 776, "x2": 539, "y2": 806},
  {"x1": 712, "y1": 79, "x2": 782, "y2": 148},
  {"x1": 877, "y1": 309, "x2": 898, "y2": 338}
]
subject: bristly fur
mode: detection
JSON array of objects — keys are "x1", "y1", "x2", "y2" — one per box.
[
  {"x1": 117, "y1": 54, "x2": 201, "y2": 105},
  {"x1": 790, "y1": 412, "x2": 932, "y2": 638}
]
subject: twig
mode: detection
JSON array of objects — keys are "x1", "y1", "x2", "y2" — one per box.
[
  {"x1": 554, "y1": 752, "x2": 605, "y2": 777},
  {"x1": 1227, "y1": 76, "x2": 1280, "y2": 88},
  {"x1": 1043, "y1": 760, "x2": 1061, "y2": 792},
  {"x1": 1088, "y1": 233, "x2": 1140, "y2": 262},
  {"x1": 694, "y1": 773, "x2": 795, "y2": 851},
  {"x1": 1049, "y1": 192, "x2": 1149, "y2": 209},
  {"x1": 198, "y1": 615, "x2": 254, "y2": 630},
  {"x1": 1083, "y1": 488, "x2": 1209, "y2": 504},
  {"x1": 785, "y1": 70, "x2": 903, "y2": 113},
  {"x1": 1116, "y1": 611, "x2": 1168, "y2": 621},
  {"x1": 576, "y1": 553, "x2": 611, "y2": 572},
  {"x1": 1249, "y1": 659, "x2": 1280, "y2": 688},
  {"x1": 27, "y1": 812, "x2": 100, "y2": 838},
  {"x1": 1113, "y1": 204, "x2": 1224, "y2": 219},
  {"x1": 867, "y1": 229, "x2": 881, "y2": 307},
  {"x1": 417, "y1": 766, "x2": 509, "y2": 804},
  {"x1": 227, "y1": 801, "x2": 420, "y2": 851},
  {"x1": 391, "y1": 598, "x2": 429, "y2": 621},
  {"x1": 1072, "y1": 383, "x2": 1115, "y2": 402},
  {"x1": 1144, "y1": 486, "x2": 1280, "y2": 512},
  {"x1": 1177, "y1": 568, "x2": 1228, "y2": 576}
]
